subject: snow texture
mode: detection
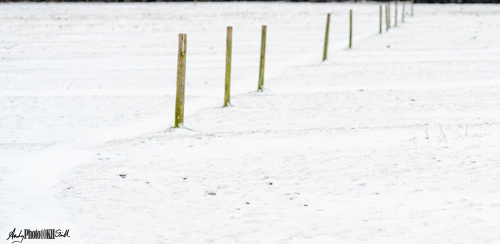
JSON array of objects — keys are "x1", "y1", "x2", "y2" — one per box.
[{"x1": 1, "y1": 2, "x2": 500, "y2": 243}]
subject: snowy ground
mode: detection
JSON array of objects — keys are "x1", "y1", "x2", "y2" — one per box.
[{"x1": 1, "y1": 2, "x2": 500, "y2": 243}]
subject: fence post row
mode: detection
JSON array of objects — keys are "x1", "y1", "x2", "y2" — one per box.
[
  {"x1": 224, "y1": 27, "x2": 232, "y2": 107},
  {"x1": 258, "y1": 25, "x2": 267, "y2": 91},
  {"x1": 173, "y1": 1, "x2": 418, "y2": 127},
  {"x1": 175, "y1": 33, "x2": 187, "y2": 128},
  {"x1": 323, "y1": 13, "x2": 331, "y2": 61}
]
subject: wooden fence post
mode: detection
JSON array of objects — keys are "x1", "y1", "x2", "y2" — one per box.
[
  {"x1": 174, "y1": 33, "x2": 187, "y2": 128},
  {"x1": 224, "y1": 27, "x2": 232, "y2": 107},
  {"x1": 349, "y1": 10, "x2": 352, "y2": 49},
  {"x1": 379, "y1": 5, "x2": 382, "y2": 34},
  {"x1": 387, "y1": 0, "x2": 391, "y2": 29},
  {"x1": 411, "y1": 0, "x2": 414, "y2": 16},
  {"x1": 386, "y1": 3, "x2": 389, "y2": 31},
  {"x1": 402, "y1": 1, "x2": 405, "y2": 22},
  {"x1": 323, "y1": 13, "x2": 330, "y2": 61},
  {"x1": 258, "y1": 25, "x2": 267, "y2": 91},
  {"x1": 395, "y1": 0, "x2": 398, "y2": 27}
]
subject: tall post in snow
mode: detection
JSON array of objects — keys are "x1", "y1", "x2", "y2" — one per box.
[
  {"x1": 349, "y1": 10, "x2": 353, "y2": 49},
  {"x1": 395, "y1": 0, "x2": 398, "y2": 27},
  {"x1": 386, "y1": 3, "x2": 389, "y2": 32},
  {"x1": 175, "y1": 33, "x2": 187, "y2": 128},
  {"x1": 224, "y1": 27, "x2": 232, "y2": 107},
  {"x1": 387, "y1": 0, "x2": 391, "y2": 29},
  {"x1": 411, "y1": 0, "x2": 414, "y2": 16},
  {"x1": 402, "y1": 1, "x2": 405, "y2": 22},
  {"x1": 379, "y1": 5, "x2": 382, "y2": 34},
  {"x1": 323, "y1": 13, "x2": 331, "y2": 61},
  {"x1": 258, "y1": 25, "x2": 267, "y2": 91}
]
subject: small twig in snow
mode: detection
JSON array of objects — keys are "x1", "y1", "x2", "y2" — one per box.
[
  {"x1": 439, "y1": 124, "x2": 448, "y2": 143},
  {"x1": 457, "y1": 129, "x2": 463, "y2": 139}
]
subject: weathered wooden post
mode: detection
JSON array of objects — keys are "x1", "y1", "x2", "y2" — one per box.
[
  {"x1": 258, "y1": 25, "x2": 267, "y2": 91},
  {"x1": 402, "y1": 0, "x2": 405, "y2": 22},
  {"x1": 395, "y1": 0, "x2": 398, "y2": 27},
  {"x1": 379, "y1": 5, "x2": 382, "y2": 34},
  {"x1": 349, "y1": 10, "x2": 353, "y2": 49},
  {"x1": 386, "y1": 4, "x2": 389, "y2": 32},
  {"x1": 388, "y1": 1, "x2": 391, "y2": 28},
  {"x1": 411, "y1": 0, "x2": 414, "y2": 16},
  {"x1": 323, "y1": 13, "x2": 331, "y2": 61},
  {"x1": 224, "y1": 27, "x2": 232, "y2": 107},
  {"x1": 174, "y1": 33, "x2": 187, "y2": 128}
]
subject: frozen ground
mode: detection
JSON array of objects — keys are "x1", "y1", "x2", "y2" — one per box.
[{"x1": 1, "y1": 2, "x2": 500, "y2": 243}]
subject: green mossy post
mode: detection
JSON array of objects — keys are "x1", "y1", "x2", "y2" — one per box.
[
  {"x1": 349, "y1": 10, "x2": 353, "y2": 49},
  {"x1": 395, "y1": 0, "x2": 398, "y2": 27},
  {"x1": 402, "y1": 0, "x2": 405, "y2": 22},
  {"x1": 258, "y1": 25, "x2": 267, "y2": 91},
  {"x1": 379, "y1": 5, "x2": 382, "y2": 34},
  {"x1": 174, "y1": 33, "x2": 187, "y2": 128},
  {"x1": 323, "y1": 13, "x2": 331, "y2": 61},
  {"x1": 224, "y1": 27, "x2": 232, "y2": 107}
]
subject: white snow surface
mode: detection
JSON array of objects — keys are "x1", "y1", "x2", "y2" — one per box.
[{"x1": 1, "y1": 2, "x2": 500, "y2": 243}]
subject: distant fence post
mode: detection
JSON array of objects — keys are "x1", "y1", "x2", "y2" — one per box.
[
  {"x1": 386, "y1": 3, "x2": 389, "y2": 31},
  {"x1": 323, "y1": 13, "x2": 331, "y2": 61},
  {"x1": 349, "y1": 10, "x2": 352, "y2": 49},
  {"x1": 402, "y1": 1, "x2": 405, "y2": 22},
  {"x1": 224, "y1": 27, "x2": 232, "y2": 107},
  {"x1": 388, "y1": 1, "x2": 391, "y2": 27},
  {"x1": 395, "y1": 0, "x2": 398, "y2": 27},
  {"x1": 411, "y1": 0, "x2": 414, "y2": 16},
  {"x1": 174, "y1": 33, "x2": 187, "y2": 128},
  {"x1": 258, "y1": 25, "x2": 267, "y2": 91},
  {"x1": 379, "y1": 5, "x2": 382, "y2": 34}
]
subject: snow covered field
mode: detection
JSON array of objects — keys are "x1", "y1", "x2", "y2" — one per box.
[{"x1": 1, "y1": 2, "x2": 500, "y2": 243}]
